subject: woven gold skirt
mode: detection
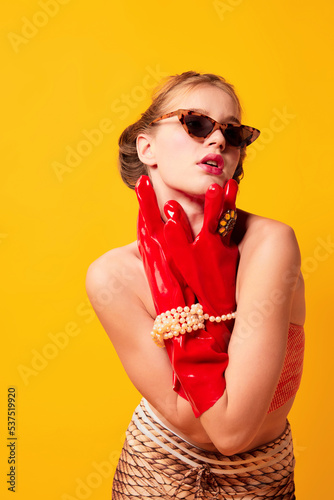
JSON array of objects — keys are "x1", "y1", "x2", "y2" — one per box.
[{"x1": 112, "y1": 399, "x2": 296, "y2": 499}]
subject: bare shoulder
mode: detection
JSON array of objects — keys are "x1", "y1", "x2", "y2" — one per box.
[
  {"x1": 85, "y1": 241, "x2": 153, "y2": 316},
  {"x1": 235, "y1": 209, "x2": 301, "y2": 263},
  {"x1": 86, "y1": 241, "x2": 140, "y2": 284},
  {"x1": 234, "y1": 209, "x2": 305, "y2": 324}
]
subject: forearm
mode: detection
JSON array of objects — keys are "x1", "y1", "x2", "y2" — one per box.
[
  {"x1": 197, "y1": 225, "x2": 302, "y2": 455},
  {"x1": 198, "y1": 389, "x2": 265, "y2": 455},
  {"x1": 173, "y1": 394, "x2": 213, "y2": 444},
  {"x1": 136, "y1": 177, "x2": 240, "y2": 433},
  {"x1": 174, "y1": 381, "x2": 262, "y2": 455},
  {"x1": 143, "y1": 375, "x2": 214, "y2": 446},
  {"x1": 197, "y1": 316, "x2": 293, "y2": 454}
]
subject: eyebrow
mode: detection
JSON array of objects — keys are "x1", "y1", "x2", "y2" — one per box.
[{"x1": 187, "y1": 108, "x2": 241, "y2": 124}]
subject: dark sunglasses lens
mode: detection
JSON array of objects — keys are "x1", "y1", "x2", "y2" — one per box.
[
  {"x1": 224, "y1": 125, "x2": 256, "y2": 147},
  {"x1": 184, "y1": 114, "x2": 213, "y2": 137}
]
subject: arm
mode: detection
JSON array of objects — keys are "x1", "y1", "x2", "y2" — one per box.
[
  {"x1": 135, "y1": 176, "x2": 303, "y2": 446},
  {"x1": 85, "y1": 252, "x2": 211, "y2": 444},
  {"x1": 162, "y1": 181, "x2": 239, "y2": 416},
  {"x1": 135, "y1": 176, "x2": 234, "y2": 416},
  {"x1": 85, "y1": 223, "x2": 302, "y2": 453},
  {"x1": 199, "y1": 222, "x2": 302, "y2": 454},
  {"x1": 163, "y1": 188, "x2": 302, "y2": 453}
]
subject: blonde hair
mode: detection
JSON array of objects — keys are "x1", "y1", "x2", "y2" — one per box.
[{"x1": 118, "y1": 71, "x2": 246, "y2": 189}]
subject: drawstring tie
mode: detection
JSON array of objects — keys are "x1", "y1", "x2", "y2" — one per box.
[{"x1": 174, "y1": 463, "x2": 219, "y2": 499}]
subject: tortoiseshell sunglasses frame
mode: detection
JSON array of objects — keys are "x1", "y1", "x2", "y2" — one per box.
[{"x1": 149, "y1": 109, "x2": 260, "y2": 147}]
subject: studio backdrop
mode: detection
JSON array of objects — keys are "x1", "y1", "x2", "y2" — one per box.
[{"x1": 1, "y1": 1, "x2": 333, "y2": 499}]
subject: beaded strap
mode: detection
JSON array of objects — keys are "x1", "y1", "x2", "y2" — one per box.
[{"x1": 151, "y1": 303, "x2": 236, "y2": 348}]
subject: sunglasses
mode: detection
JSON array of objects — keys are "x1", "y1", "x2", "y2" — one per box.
[{"x1": 150, "y1": 109, "x2": 260, "y2": 148}]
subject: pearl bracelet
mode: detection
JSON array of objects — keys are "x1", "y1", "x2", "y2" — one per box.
[{"x1": 151, "y1": 303, "x2": 237, "y2": 348}]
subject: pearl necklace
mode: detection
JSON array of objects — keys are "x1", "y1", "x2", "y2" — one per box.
[{"x1": 151, "y1": 303, "x2": 236, "y2": 348}]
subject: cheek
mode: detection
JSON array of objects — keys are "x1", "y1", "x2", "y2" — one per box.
[
  {"x1": 169, "y1": 129, "x2": 193, "y2": 152},
  {"x1": 156, "y1": 130, "x2": 193, "y2": 164},
  {"x1": 229, "y1": 148, "x2": 241, "y2": 166}
]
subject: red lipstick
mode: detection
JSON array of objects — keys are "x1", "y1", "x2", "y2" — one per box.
[{"x1": 197, "y1": 154, "x2": 224, "y2": 175}]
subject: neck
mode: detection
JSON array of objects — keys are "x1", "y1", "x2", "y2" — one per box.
[{"x1": 153, "y1": 181, "x2": 205, "y2": 238}]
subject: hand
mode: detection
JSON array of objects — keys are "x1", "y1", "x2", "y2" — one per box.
[
  {"x1": 160, "y1": 180, "x2": 239, "y2": 416},
  {"x1": 164, "y1": 180, "x2": 239, "y2": 341},
  {"x1": 136, "y1": 176, "x2": 239, "y2": 417},
  {"x1": 135, "y1": 175, "x2": 194, "y2": 313},
  {"x1": 163, "y1": 180, "x2": 240, "y2": 416},
  {"x1": 135, "y1": 175, "x2": 195, "y2": 395}
]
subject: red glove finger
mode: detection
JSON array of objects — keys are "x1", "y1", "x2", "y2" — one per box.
[
  {"x1": 135, "y1": 175, "x2": 190, "y2": 312},
  {"x1": 164, "y1": 179, "x2": 239, "y2": 316},
  {"x1": 135, "y1": 175, "x2": 195, "y2": 396},
  {"x1": 201, "y1": 179, "x2": 238, "y2": 245},
  {"x1": 164, "y1": 200, "x2": 194, "y2": 244},
  {"x1": 217, "y1": 179, "x2": 238, "y2": 245},
  {"x1": 202, "y1": 183, "x2": 225, "y2": 234},
  {"x1": 135, "y1": 175, "x2": 164, "y2": 236}
]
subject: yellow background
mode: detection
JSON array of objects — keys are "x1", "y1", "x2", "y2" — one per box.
[{"x1": 1, "y1": 0, "x2": 333, "y2": 498}]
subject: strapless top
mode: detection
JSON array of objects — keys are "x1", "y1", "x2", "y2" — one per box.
[{"x1": 267, "y1": 322, "x2": 305, "y2": 413}]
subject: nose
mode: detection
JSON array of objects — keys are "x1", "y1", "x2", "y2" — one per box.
[{"x1": 205, "y1": 127, "x2": 226, "y2": 149}]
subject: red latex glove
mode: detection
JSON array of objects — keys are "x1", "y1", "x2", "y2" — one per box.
[
  {"x1": 135, "y1": 176, "x2": 195, "y2": 394},
  {"x1": 164, "y1": 180, "x2": 239, "y2": 333},
  {"x1": 163, "y1": 180, "x2": 239, "y2": 416},
  {"x1": 135, "y1": 175, "x2": 191, "y2": 312},
  {"x1": 136, "y1": 176, "x2": 239, "y2": 417}
]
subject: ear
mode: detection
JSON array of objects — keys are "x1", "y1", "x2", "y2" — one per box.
[{"x1": 136, "y1": 133, "x2": 157, "y2": 167}]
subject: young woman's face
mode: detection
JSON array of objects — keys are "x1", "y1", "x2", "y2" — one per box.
[{"x1": 147, "y1": 85, "x2": 241, "y2": 199}]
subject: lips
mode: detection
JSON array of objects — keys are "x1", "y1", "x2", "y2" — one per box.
[{"x1": 197, "y1": 154, "x2": 224, "y2": 175}]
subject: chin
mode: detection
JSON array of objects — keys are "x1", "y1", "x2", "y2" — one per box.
[
  {"x1": 199, "y1": 174, "x2": 228, "y2": 190},
  {"x1": 183, "y1": 180, "x2": 222, "y2": 200}
]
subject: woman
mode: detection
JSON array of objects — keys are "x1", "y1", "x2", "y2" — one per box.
[{"x1": 86, "y1": 71, "x2": 305, "y2": 499}]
